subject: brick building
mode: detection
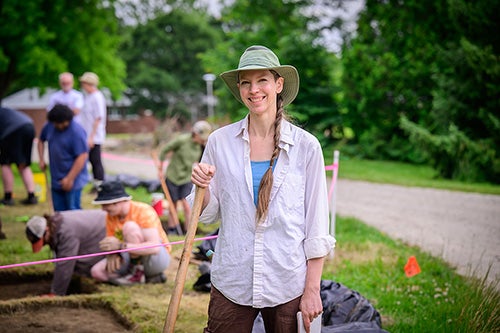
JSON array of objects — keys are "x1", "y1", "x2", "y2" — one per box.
[{"x1": 1, "y1": 88, "x2": 158, "y2": 135}]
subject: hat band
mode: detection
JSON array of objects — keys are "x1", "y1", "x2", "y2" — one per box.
[
  {"x1": 92, "y1": 195, "x2": 131, "y2": 205},
  {"x1": 239, "y1": 60, "x2": 280, "y2": 69}
]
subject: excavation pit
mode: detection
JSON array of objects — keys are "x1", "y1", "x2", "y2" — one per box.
[
  {"x1": 0, "y1": 271, "x2": 98, "y2": 301},
  {"x1": 0, "y1": 271, "x2": 133, "y2": 333}
]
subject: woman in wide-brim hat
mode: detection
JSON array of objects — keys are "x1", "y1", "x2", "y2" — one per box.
[{"x1": 189, "y1": 45, "x2": 335, "y2": 332}]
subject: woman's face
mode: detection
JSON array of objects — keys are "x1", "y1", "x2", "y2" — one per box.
[{"x1": 238, "y1": 70, "x2": 283, "y2": 116}]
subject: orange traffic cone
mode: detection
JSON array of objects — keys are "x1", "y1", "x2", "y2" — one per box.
[{"x1": 404, "y1": 256, "x2": 421, "y2": 277}]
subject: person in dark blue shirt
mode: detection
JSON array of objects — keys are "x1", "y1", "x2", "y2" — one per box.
[
  {"x1": 0, "y1": 107, "x2": 37, "y2": 205},
  {"x1": 38, "y1": 104, "x2": 89, "y2": 211}
]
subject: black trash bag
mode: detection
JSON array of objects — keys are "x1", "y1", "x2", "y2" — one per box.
[
  {"x1": 320, "y1": 280, "x2": 389, "y2": 333},
  {"x1": 193, "y1": 262, "x2": 212, "y2": 292},
  {"x1": 141, "y1": 179, "x2": 161, "y2": 193},
  {"x1": 321, "y1": 322, "x2": 389, "y2": 333},
  {"x1": 105, "y1": 173, "x2": 143, "y2": 189},
  {"x1": 193, "y1": 228, "x2": 219, "y2": 261},
  {"x1": 193, "y1": 272, "x2": 212, "y2": 292},
  {"x1": 251, "y1": 280, "x2": 389, "y2": 333},
  {"x1": 104, "y1": 174, "x2": 119, "y2": 183}
]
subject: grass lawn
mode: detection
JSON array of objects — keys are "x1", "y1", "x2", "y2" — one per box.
[
  {"x1": 1, "y1": 155, "x2": 499, "y2": 332},
  {"x1": 322, "y1": 152, "x2": 500, "y2": 195}
]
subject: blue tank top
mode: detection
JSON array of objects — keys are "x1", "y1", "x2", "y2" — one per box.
[{"x1": 251, "y1": 160, "x2": 276, "y2": 206}]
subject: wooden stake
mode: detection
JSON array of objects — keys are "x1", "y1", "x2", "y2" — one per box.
[
  {"x1": 44, "y1": 169, "x2": 54, "y2": 215},
  {"x1": 151, "y1": 150, "x2": 182, "y2": 234},
  {"x1": 163, "y1": 186, "x2": 206, "y2": 333}
]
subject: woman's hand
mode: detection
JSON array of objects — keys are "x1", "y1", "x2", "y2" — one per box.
[
  {"x1": 299, "y1": 289, "x2": 323, "y2": 333},
  {"x1": 191, "y1": 163, "x2": 216, "y2": 188}
]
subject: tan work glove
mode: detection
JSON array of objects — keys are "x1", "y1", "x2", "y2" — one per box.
[
  {"x1": 106, "y1": 254, "x2": 123, "y2": 274},
  {"x1": 99, "y1": 236, "x2": 123, "y2": 251}
]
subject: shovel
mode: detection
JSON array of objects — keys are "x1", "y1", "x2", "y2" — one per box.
[
  {"x1": 163, "y1": 185, "x2": 206, "y2": 333},
  {"x1": 151, "y1": 150, "x2": 183, "y2": 235}
]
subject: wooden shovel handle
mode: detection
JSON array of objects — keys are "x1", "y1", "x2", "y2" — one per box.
[
  {"x1": 151, "y1": 150, "x2": 180, "y2": 227},
  {"x1": 163, "y1": 185, "x2": 206, "y2": 333},
  {"x1": 44, "y1": 169, "x2": 54, "y2": 215}
]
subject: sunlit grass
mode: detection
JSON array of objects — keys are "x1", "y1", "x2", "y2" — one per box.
[
  {"x1": 323, "y1": 154, "x2": 500, "y2": 195},
  {"x1": 323, "y1": 217, "x2": 499, "y2": 333},
  {"x1": 2, "y1": 196, "x2": 498, "y2": 332},
  {"x1": 1, "y1": 142, "x2": 498, "y2": 332}
]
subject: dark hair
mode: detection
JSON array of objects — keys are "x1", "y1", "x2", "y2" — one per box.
[{"x1": 48, "y1": 104, "x2": 73, "y2": 123}]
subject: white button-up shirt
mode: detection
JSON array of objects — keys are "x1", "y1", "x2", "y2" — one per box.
[
  {"x1": 188, "y1": 116, "x2": 335, "y2": 308},
  {"x1": 80, "y1": 90, "x2": 107, "y2": 144},
  {"x1": 47, "y1": 89, "x2": 84, "y2": 123}
]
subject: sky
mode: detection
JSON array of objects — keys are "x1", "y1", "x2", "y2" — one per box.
[
  {"x1": 116, "y1": 0, "x2": 365, "y2": 53},
  {"x1": 197, "y1": 0, "x2": 366, "y2": 53}
]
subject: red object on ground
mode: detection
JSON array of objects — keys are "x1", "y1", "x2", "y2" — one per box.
[
  {"x1": 152, "y1": 200, "x2": 163, "y2": 216},
  {"x1": 404, "y1": 256, "x2": 421, "y2": 277}
]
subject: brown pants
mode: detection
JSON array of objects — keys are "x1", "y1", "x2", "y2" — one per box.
[{"x1": 204, "y1": 287, "x2": 300, "y2": 333}]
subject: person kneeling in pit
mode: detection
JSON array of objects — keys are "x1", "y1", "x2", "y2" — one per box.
[
  {"x1": 25, "y1": 210, "x2": 106, "y2": 296},
  {"x1": 90, "y1": 180, "x2": 171, "y2": 285}
]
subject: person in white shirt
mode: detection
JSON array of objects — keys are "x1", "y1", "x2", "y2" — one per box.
[
  {"x1": 189, "y1": 45, "x2": 336, "y2": 333},
  {"x1": 47, "y1": 72, "x2": 84, "y2": 123},
  {"x1": 79, "y1": 72, "x2": 107, "y2": 190}
]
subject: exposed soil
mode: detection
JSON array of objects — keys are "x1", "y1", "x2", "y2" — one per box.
[
  {"x1": 0, "y1": 271, "x2": 99, "y2": 301},
  {"x1": 0, "y1": 306, "x2": 133, "y2": 333},
  {"x1": 0, "y1": 272, "x2": 133, "y2": 333}
]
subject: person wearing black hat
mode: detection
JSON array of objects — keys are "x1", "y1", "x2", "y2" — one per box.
[
  {"x1": 25, "y1": 210, "x2": 106, "y2": 296},
  {"x1": 90, "y1": 180, "x2": 171, "y2": 285},
  {"x1": 189, "y1": 45, "x2": 336, "y2": 332}
]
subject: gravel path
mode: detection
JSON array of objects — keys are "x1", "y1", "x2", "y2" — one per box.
[
  {"x1": 335, "y1": 179, "x2": 500, "y2": 286},
  {"x1": 100, "y1": 151, "x2": 500, "y2": 286}
]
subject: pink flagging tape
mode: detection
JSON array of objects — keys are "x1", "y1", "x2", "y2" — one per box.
[
  {"x1": 2, "y1": 159, "x2": 338, "y2": 270},
  {"x1": 325, "y1": 164, "x2": 337, "y2": 171},
  {"x1": 0, "y1": 235, "x2": 218, "y2": 270},
  {"x1": 104, "y1": 151, "x2": 338, "y2": 172}
]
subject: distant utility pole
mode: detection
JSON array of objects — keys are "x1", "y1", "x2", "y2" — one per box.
[{"x1": 202, "y1": 73, "x2": 216, "y2": 119}]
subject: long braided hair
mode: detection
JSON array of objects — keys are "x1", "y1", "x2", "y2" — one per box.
[{"x1": 256, "y1": 70, "x2": 286, "y2": 223}]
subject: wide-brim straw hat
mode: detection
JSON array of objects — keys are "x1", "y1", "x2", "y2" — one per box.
[
  {"x1": 220, "y1": 45, "x2": 300, "y2": 106},
  {"x1": 79, "y1": 72, "x2": 99, "y2": 86}
]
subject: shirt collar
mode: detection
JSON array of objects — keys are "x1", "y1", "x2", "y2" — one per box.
[{"x1": 235, "y1": 114, "x2": 295, "y2": 152}]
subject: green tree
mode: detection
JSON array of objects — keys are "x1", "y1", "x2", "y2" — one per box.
[
  {"x1": 199, "y1": 0, "x2": 341, "y2": 144},
  {"x1": 431, "y1": 0, "x2": 499, "y2": 145},
  {"x1": 400, "y1": 116, "x2": 497, "y2": 182},
  {"x1": 409, "y1": 0, "x2": 500, "y2": 182},
  {"x1": 119, "y1": 8, "x2": 222, "y2": 119},
  {"x1": 0, "y1": 0, "x2": 126, "y2": 100},
  {"x1": 340, "y1": 0, "x2": 457, "y2": 161}
]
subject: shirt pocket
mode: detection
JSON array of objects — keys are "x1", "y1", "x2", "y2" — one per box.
[{"x1": 276, "y1": 173, "x2": 304, "y2": 215}]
